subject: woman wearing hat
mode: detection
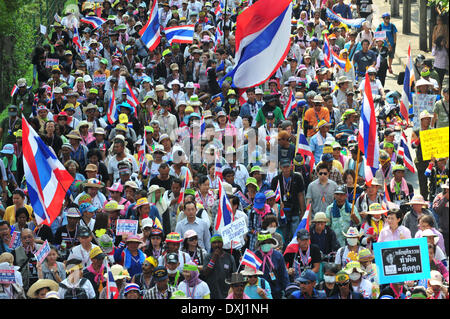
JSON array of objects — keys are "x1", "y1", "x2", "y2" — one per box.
[
  {"x1": 178, "y1": 261, "x2": 210, "y2": 299},
  {"x1": 181, "y1": 230, "x2": 207, "y2": 271},
  {"x1": 360, "y1": 203, "x2": 387, "y2": 249},
  {"x1": 26, "y1": 278, "x2": 59, "y2": 299},
  {"x1": 358, "y1": 248, "x2": 378, "y2": 285},
  {"x1": 334, "y1": 227, "x2": 365, "y2": 269},
  {"x1": 403, "y1": 194, "x2": 436, "y2": 237},
  {"x1": 240, "y1": 265, "x2": 272, "y2": 299},
  {"x1": 343, "y1": 261, "x2": 373, "y2": 299},
  {"x1": 114, "y1": 234, "x2": 146, "y2": 278}
]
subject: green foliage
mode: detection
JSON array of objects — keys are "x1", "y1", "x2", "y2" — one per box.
[{"x1": 428, "y1": 0, "x2": 449, "y2": 13}]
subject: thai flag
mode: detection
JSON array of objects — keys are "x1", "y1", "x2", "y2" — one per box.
[
  {"x1": 80, "y1": 16, "x2": 107, "y2": 29},
  {"x1": 215, "y1": 178, "x2": 234, "y2": 231},
  {"x1": 275, "y1": 180, "x2": 281, "y2": 202},
  {"x1": 106, "y1": 263, "x2": 119, "y2": 299},
  {"x1": 215, "y1": 152, "x2": 223, "y2": 181},
  {"x1": 125, "y1": 80, "x2": 139, "y2": 117},
  {"x1": 398, "y1": 131, "x2": 416, "y2": 173},
  {"x1": 10, "y1": 85, "x2": 18, "y2": 97},
  {"x1": 331, "y1": 50, "x2": 352, "y2": 72},
  {"x1": 283, "y1": 90, "x2": 296, "y2": 118},
  {"x1": 238, "y1": 89, "x2": 248, "y2": 105},
  {"x1": 164, "y1": 24, "x2": 195, "y2": 45},
  {"x1": 400, "y1": 44, "x2": 414, "y2": 122},
  {"x1": 138, "y1": 131, "x2": 146, "y2": 170},
  {"x1": 107, "y1": 89, "x2": 118, "y2": 124},
  {"x1": 358, "y1": 73, "x2": 379, "y2": 185},
  {"x1": 284, "y1": 203, "x2": 311, "y2": 255},
  {"x1": 383, "y1": 182, "x2": 391, "y2": 203},
  {"x1": 323, "y1": 34, "x2": 332, "y2": 68},
  {"x1": 215, "y1": 1, "x2": 224, "y2": 19},
  {"x1": 325, "y1": 8, "x2": 366, "y2": 29},
  {"x1": 177, "y1": 169, "x2": 191, "y2": 204},
  {"x1": 241, "y1": 249, "x2": 263, "y2": 271},
  {"x1": 73, "y1": 26, "x2": 82, "y2": 53},
  {"x1": 297, "y1": 126, "x2": 315, "y2": 173},
  {"x1": 214, "y1": 26, "x2": 223, "y2": 52},
  {"x1": 220, "y1": 0, "x2": 292, "y2": 89},
  {"x1": 139, "y1": 0, "x2": 161, "y2": 51},
  {"x1": 22, "y1": 117, "x2": 74, "y2": 226},
  {"x1": 216, "y1": 60, "x2": 225, "y2": 72}
]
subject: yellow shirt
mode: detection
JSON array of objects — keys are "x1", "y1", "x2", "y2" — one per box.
[{"x1": 3, "y1": 205, "x2": 34, "y2": 225}]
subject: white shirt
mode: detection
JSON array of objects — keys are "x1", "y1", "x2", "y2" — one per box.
[
  {"x1": 158, "y1": 250, "x2": 192, "y2": 272},
  {"x1": 351, "y1": 278, "x2": 373, "y2": 299},
  {"x1": 68, "y1": 244, "x2": 99, "y2": 269},
  {"x1": 177, "y1": 280, "x2": 210, "y2": 299},
  {"x1": 57, "y1": 277, "x2": 96, "y2": 299},
  {"x1": 107, "y1": 154, "x2": 139, "y2": 181}
]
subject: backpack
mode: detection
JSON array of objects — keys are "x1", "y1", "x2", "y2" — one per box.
[{"x1": 59, "y1": 278, "x2": 89, "y2": 299}]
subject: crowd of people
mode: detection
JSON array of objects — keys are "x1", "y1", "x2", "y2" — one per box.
[{"x1": 0, "y1": 0, "x2": 448, "y2": 300}]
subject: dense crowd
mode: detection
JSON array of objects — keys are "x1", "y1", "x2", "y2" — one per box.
[{"x1": 0, "y1": 0, "x2": 449, "y2": 300}]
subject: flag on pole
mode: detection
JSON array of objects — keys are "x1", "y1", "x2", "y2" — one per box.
[
  {"x1": 107, "y1": 89, "x2": 118, "y2": 124},
  {"x1": 214, "y1": 26, "x2": 223, "y2": 52},
  {"x1": 215, "y1": 178, "x2": 234, "y2": 231},
  {"x1": 283, "y1": 90, "x2": 296, "y2": 118},
  {"x1": 283, "y1": 203, "x2": 311, "y2": 255},
  {"x1": 241, "y1": 249, "x2": 263, "y2": 271},
  {"x1": 399, "y1": 44, "x2": 414, "y2": 122},
  {"x1": 139, "y1": 1, "x2": 161, "y2": 51},
  {"x1": 398, "y1": 131, "x2": 416, "y2": 173},
  {"x1": 80, "y1": 16, "x2": 107, "y2": 29},
  {"x1": 106, "y1": 263, "x2": 119, "y2": 299},
  {"x1": 215, "y1": 152, "x2": 223, "y2": 181},
  {"x1": 164, "y1": 24, "x2": 195, "y2": 45},
  {"x1": 275, "y1": 180, "x2": 282, "y2": 202},
  {"x1": 73, "y1": 26, "x2": 82, "y2": 53},
  {"x1": 177, "y1": 169, "x2": 191, "y2": 204},
  {"x1": 10, "y1": 85, "x2": 18, "y2": 98},
  {"x1": 358, "y1": 73, "x2": 380, "y2": 185},
  {"x1": 54, "y1": 13, "x2": 62, "y2": 23},
  {"x1": 22, "y1": 117, "x2": 74, "y2": 226},
  {"x1": 124, "y1": 80, "x2": 139, "y2": 117},
  {"x1": 296, "y1": 125, "x2": 315, "y2": 173}
]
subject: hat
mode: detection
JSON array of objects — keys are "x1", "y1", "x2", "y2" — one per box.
[
  {"x1": 65, "y1": 207, "x2": 81, "y2": 218},
  {"x1": 358, "y1": 248, "x2": 374, "y2": 262},
  {"x1": 139, "y1": 217, "x2": 154, "y2": 230},
  {"x1": 67, "y1": 130, "x2": 82, "y2": 140},
  {"x1": 280, "y1": 158, "x2": 291, "y2": 167},
  {"x1": 334, "y1": 185, "x2": 347, "y2": 195},
  {"x1": 136, "y1": 197, "x2": 150, "y2": 209},
  {"x1": 442, "y1": 179, "x2": 449, "y2": 189},
  {"x1": 393, "y1": 164, "x2": 406, "y2": 172},
  {"x1": 222, "y1": 182, "x2": 237, "y2": 196},
  {"x1": 257, "y1": 230, "x2": 278, "y2": 245},
  {"x1": 319, "y1": 81, "x2": 330, "y2": 90},
  {"x1": 225, "y1": 272, "x2": 248, "y2": 285},
  {"x1": 344, "y1": 261, "x2": 365, "y2": 274},
  {"x1": 367, "y1": 203, "x2": 388, "y2": 215},
  {"x1": 104, "y1": 264, "x2": 130, "y2": 280},
  {"x1": 343, "y1": 227, "x2": 362, "y2": 238},
  {"x1": 45, "y1": 291, "x2": 60, "y2": 299},
  {"x1": 188, "y1": 95, "x2": 202, "y2": 106},
  {"x1": 246, "y1": 177, "x2": 260, "y2": 190},
  {"x1": 253, "y1": 192, "x2": 267, "y2": 210},
  {"x1": 421, "y1": 229, "x2": 440, "y2": 245},
  {"x1": 84, "y1": 178, "x2": 103, "y2": 188},
  {"x1": 148, "y1": 184, "x2": 165, "y2": 195},
  {"x1": 382, "y1": 12, "x2": 391, "y2": 18},
  {"x1": 85, "y1": 164, "x2": 98, "y2": 172},
  {"x1": 124, "y1": 283, "x2": 141, "y2": 295},
  {"x1": 166, "y1": 232, "x2": 183, "y2": 243},
  {"x1": 77, "y1": 225, "x2": 91, "y2": 238},
  {"x1": 367, "y1": 66, "x2": 377, "y2": 74},
  {"x1": 26, "y1": 279, "x2": 59, "y2": 298},
  {"x1": 406, "y1": 194, "x2": 429, "y2": 206},
  {"x1": 317, "y1": 119, "x2": 331, "y2": 129},
  {"x1": 166, "y1": 252, "x2": 179, "y2": 264},
  {"x1": 13, "y1": 129, "x2": 22, "y2": 138},
  {"x1": 311, "y1": 212, "x2": 330, "y2": 223},
  {"x1": 89, "y1": 246, "x2": 106, "y2": 260},
  {"x1": 415, "y1": 78, "x2": 432, "y2": 87},
  {"x1": 17, "y1": 78, "x2": 27, "y2": 87},
  {"x1": 98, "y1": 234, "x2": 114, "y2": 253},
  {"x1": 429, "y1": 270, "x2": 443, "y2": 286},
  {"x1": 295, "y1": 269, "x2": 317, "y2": 283},
  {"x1": 124, "y1": 180, "x2": 138, "y2": 190},
  {"x1": 0, "y1": 144, "x2": 15, "y2": 155},
  {"x1": 151, "y1": 144, "x2": 166, "y2": 155},
  {"x1": 335, "y1": 270, "x2": 350, "y2": 283},
  {"x1": 240, "y1": 265, "x2": 263, "y2": 276},
  {"x1": 419, "y1": 110, "x2": 433, "y2": 120},
  {"x1": 153, "y1": 266, "x2": 169, "y2": 282},
  {"x1": 313, "y1": 95, "x2": 324, "y2": 103},
  {"x1": 210, "y1": 234, "x2": 223, "y2": 243},
  {"x1": 104, "y1": 200, "x2": 125, "y2": 212},
  {"x1": 126, "y1": 235, "x2": 142, "y2": 244},
  {"x1": 297, "y1": 228, "x2": 310, "y2": 240}
]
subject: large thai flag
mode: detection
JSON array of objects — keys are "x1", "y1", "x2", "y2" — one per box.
[
  {"x1": 284, "y1": 203, "x2": 311, "y2": 255},
  {"x1": 73, "y1": 26, "x2": 82, "y2": 53},
  {"x1": 325, "y1": 8, "x2": 365, "y2": 28},
  {"x1": 106, "y1": 263, "x2": 119, "y2": 299},
  {"x1": 80, "y1": 16, "x2": 107, "y2": 29},
  {"x1": 139, "y1": 0, "x2": 161, "y2": 51},
  {"x1": 297, "y1": 126, "x2": 315, "y2": 173},
  {"x1": 10, "y1": 85, "x2": 18, "y2": 98},
  {"x1": 107, "y1": 89, "x2": 117, "y2": 124},
  {"x1": 125, "y1": 80, "x2": 139, "y2": 117},
  {"x1": 22, "y1": 117, "x2": 74, "y2": 226},
  {"x1": 358, "y1": 73, "x2": 379, "y2": 185},
  {"x1": 215, "y1": 178, "x2": 234, "y2": 231},
  {"x1": 398, "y1": 131, "x2": 416, "y2": 173},
  {"x1": 283, "y1": 90, "x2": 296, "y2": 118},
  {"x1": 164, "y1": 24, "x2": 195, "y2": 45},
  {"x1": 220, "y1": 0, "x2": 292, "y2": 89},
  {"x1": 241, "y1": 249, "x2": 263, "y2": 271},
  {"x1": 331, "y1": 50, "x2": 352, "y2": 72},
  {"x1": 400, "y1": 44, "x2": 414, "y2": 122},
  {"x1": 323, "y1": 34, "x2": 332, "y2": 68}
]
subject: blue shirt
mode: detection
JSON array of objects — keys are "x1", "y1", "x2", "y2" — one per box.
[
  {"x1": 376, "y1": 22, "x2": 398, "y2": 47},
  {"x1": 333, "y1": 3, "x2": 352, "y2": 19},
  {"x1": 244, "y1": 277, "x2": 273, "y2": 299}
]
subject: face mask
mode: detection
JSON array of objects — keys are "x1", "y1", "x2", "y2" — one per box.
[
  {"x1": 261, "y1": 243, "x2": 272, "y2": 253},
  {"x1": 323, "y1": 275, "x2": 336, "y2": 283},
  {"x1": 347, "y1": 238, "x2": 358, "y2": 246},
  {"x1": 8, "y1": 111, "x2": 17, "y2": 117},
  {"x1": 167, "y1": 268, "x2": 177, "y2": 274},
  {"x1": 349, "y1": 272, "x2": 361, "y2": 281},
  {"x1": 372, "y1": 216, "x2": 380, "y2": 222},
  {"x1": 268, "y1": 227, "x2": 277, "y2": 234},
  {"x1": 229, "y1": 98, "x2": 236, "y2": 104}
]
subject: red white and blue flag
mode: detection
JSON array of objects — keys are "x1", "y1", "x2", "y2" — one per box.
[
  {"x1": 283, "y1": 90, "x2": 296, "y2": 118},
  {"x1": 125, "y1": 80, "x2": 139, "y2": 117},
  {"x1": 214, "y1": 26, "x2": 223, "y2": 52},
  {"x1": 284, "y1": 203, "x2": 311, "y2": 255},
  {"x1": 106, "y1": 263, "x2": 119, "y2": 299},
  {"x1": 164, "y1": 24, "x2": 195, "y2": 45},
  {"x1": 22, "y1": 116, "x2": 74, "y2": 226},
  {"x1": 139, "y1": 1, "x2": 161, "y2": 51},
  {"x1": 138, "y1": 131, "x2": 149, "y2": 176},
  {"x1": 220, "y1": 0, "x2": 292, "y2": 89},
  {"x1": 10, "y1": 85, "x2": 18, "y2": 98},
  {"x1": 400, "y1": 44, "x2": 414, "y2": 122},
  {"x1": 215, "y1": 152, "x2": 223, "y2": 181},
  {"x1": 241, "y1": 249, "x2": 263, "y2": 271},
  {"x1": 398, "y1": 131, "x2": 416, "y2": 173},
  {"x1": 323, "y1": 34, "x2": 332, "y2": 68},
  {"x1": 215, "y1": 178, "x2": 234, "y2": 231},
  {"x1": 80, "y1": 16, "x2": 107, "y2": 29},
  {"x1": 73, "y1": 26, "x2": 82, "y2": 53},
  {"x1": 214, "y1": 1, "x2": 225, "y2": 19},
  {"x1": 275, "y1": 180, "x2": 282, "y2": 202},
  {"x1": 297, "y1": 126, "x2": 315, "y2": 173},
  {"x1": 107, "y1": 89, "x2": 118, "y2": 124},
  {"x1": 358, "y1": 73, "x2": 380, "y2": 185},
  {"x1": 178, "y1": 169, "x2": 191, "y2": 204}
]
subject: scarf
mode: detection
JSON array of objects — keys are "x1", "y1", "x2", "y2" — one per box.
[
  {"x1": 86, "y1": 263, "x2": 105, "y2": 292},
  {"x1": 254, "y1": 204, "x2": 271, "y2": 218},
  {"x1": 260, "y1": 248, "x2": 275, "y2": 273},
  {"x1": 124, "y1": 248, "x2": 146, "y2": 270},
  {"x1": 186, "y1": 270, "x2": 201, "y2": 287},
  {"x1": 390, "y1": 178, "x2": 409, "y2": 196},
  {"x1": 390, "y1": 283, "x2": 405, "y2": 299},
  {"x1": 331, "y1": 200, "x2": 351, "y2": 218}
]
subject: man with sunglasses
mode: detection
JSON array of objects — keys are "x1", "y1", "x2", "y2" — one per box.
[
  {"x1": 306, "y1": 162, "x2": 338, "y2": 218},
  {"x1": 329, "y1": 271, "x2": 364, "y2": 299},
  {"x1": 226, "y1": 273, "x2": 251, "y2": 299},
  {"x1": 303, "y1": 95, "x2": 330, "y2": 138},
  {"x1": 288, "y1": 270, "x2": 326, "y2": 299}
]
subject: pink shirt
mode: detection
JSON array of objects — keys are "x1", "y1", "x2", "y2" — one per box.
[
  {"x1": 226, "y1": 293, "x2": 251, "y2": 299},
  {"x1": 377, "y1": 225, "x2": 412, "y2": 242}
]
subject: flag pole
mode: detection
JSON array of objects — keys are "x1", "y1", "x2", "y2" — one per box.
[{"x1": 350, "y1": 148, "x2": 361, "y2": 215}]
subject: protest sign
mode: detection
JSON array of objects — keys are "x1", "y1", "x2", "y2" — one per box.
[
  {"x1": 374, "y1": 31, "x2": 386, "y2": 39},
  {"x1": 116, "y1": 219, "x2": 138, "y2": 236},
  {"x1": 220, "y1": 218, "x2": 248, "y2": 245},
  {"x1": 419, "y1": 127, "x2": 449, "y2": 161},
  {"x1": 373, "y1": 237, "x2": 430, "y2": 285},
  {"x1": 0, "y1": 266, "x2": 16, "y2": 284},
  {"x1": 34, "y1": 240, "x2": 51, "y2": 264},
  {"x1": 235, "y1": 191, "x2": 252, "y2": 210},
  {"x1": 412, "y1": 94, "x2": 437, "y2": 129},
  {"x1": 40, "y1": 24, "x2": 47, "y2": 35},
  {"x1": 93, "y1": 74, "x2": 107, "y2": 86},
  {"x1": 8, "y1": 231, "x2": 22, "y2": 250},
  {"x1": 45, "y1": 58, "x2": 60, "y2": 68}
]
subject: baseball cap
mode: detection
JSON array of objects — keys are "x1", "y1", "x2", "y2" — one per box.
[
  {"x1": 296, "y1": 269, "x2": 317, "y2": 283},
  {"x1": 253, "y1": 192, "x2": 266, "y2": 210},
  {"x1": 166, "y1": 252, "x2": 179, "y2": 264},
  {"x1": 297, "y1": 228, "x2": 310, "y2": 240},
  {"x1": 334, "y1": 185, "x2": 346, "y2": 194},
  {"x1": 153, "y1": 266, "x2": 169, "y2": 282}
]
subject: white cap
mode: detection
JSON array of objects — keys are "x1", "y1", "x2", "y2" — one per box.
[
  {"x1": 84, "y1": 75, "x2": 93, "y2": 82},
  {"x1": 255, "y1": 88, "x2": 263, "y2": 95}
]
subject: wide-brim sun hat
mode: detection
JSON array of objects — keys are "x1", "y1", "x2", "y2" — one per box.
[{"x1": 26, "y1": 279, "x2": 59, "y2": 299}]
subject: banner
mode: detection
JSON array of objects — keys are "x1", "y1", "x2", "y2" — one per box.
[
  {"x1": 220, "y1": 218, "x2": 248, "y2": 245},
  {"x1": 419, "y1": 127, "x2": 450, "y2": 161},
  {"x1": 325, "y1": 8, "x2": 365, "y2": 28},
  {"x1": 235, "y1": 191, "x2": 252, "y2": 210},
  {"x1": 8, "y1": 231, "x2": 22, "y2": 249},
  {"x1": 93, "y1": 74, "x2": 107, "y2": 86},
  {"x1": 45, "y1": 58, "x2": 60, "y2": 68},
  {"x1": 34, "y1": 240, "x2": 51, "y2": 264},
  {"x1": 374, "y1": 31, "x2": 386, "y2": 39},
  {"x1": 373, "y1": 237, "x2": 430, "y2": 285},
  {"x1": 412, "y1": 94, "x2": 437, "y2": 129},
  {"x1": 116, "y1": 219, "x2": 138, "y2": 236},
  {"x1": 0, "y1": 266, "x2": 16, "y2": 284}
]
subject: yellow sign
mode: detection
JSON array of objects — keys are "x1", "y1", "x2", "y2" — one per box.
[{"x1": 419, "y1": 127, "x2": 449, "y2": 161}]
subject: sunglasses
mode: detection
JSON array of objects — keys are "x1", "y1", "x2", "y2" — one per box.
[
  {"x1": 299, "y1": 281, "x2": 312, "y2": 285},
  {"x1": 231, "y1": 283, "x2": 246, "y2": 288},
  {"x1": 188, "y1": 237, "x2": 198, "y2": 241},
  {"x1": 337, "y1": 281, "x2": 350, "y2": 287},
  {"x1": 318, "y1": 172, "x2": 328, "y2": 176}
]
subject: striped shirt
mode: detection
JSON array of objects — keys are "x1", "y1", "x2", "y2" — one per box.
[{"x1": 143, "y1": 285, "x2": 177, "y2": 299}]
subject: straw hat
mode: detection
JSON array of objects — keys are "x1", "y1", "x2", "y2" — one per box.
[
  {"x1": 367, "y1": 203, "x2": 388, "y2": 215},
  {"x1": 406, "y1": 194, "x2": 429, "y2": 206},
  {"x1": 342, "y1": 227, "x2": 362, "y2": 238},
  {"x1": 311, "y1": 212, "x2": 330, "y2": 223},
  {"x1": 66, "y1": 130, "x2": 82, "y2": 140},
  {"x1": 27, "y1": 279, "x2": 59, "y2": 298},
  {"x1": 421, "y1": 229, "x2": 440, "y2": 245},
  {"x1": 225, "y1": 272, "x2": 248, "y2": 285},
  {"x1": 240, "y1": 265, "x2": 263, "y2": 276},
  {"x1": 358, "y1": 248, "x2": 374, "y2": 262},
  {"x1": 84, "y1": 178, "x2": 104, "y2": 188},
  {"x1": 104, "y1": 264, "x2": 130, "y2": 280},
  {"x1": 148, "y1": 184, "x2": 165, "y2": 195}
]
